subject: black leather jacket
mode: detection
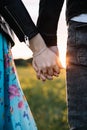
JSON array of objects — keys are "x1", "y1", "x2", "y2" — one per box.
[
  {"x1": 0, "y1": 15, "x2": 15, "y2": 46},
  {"x1": 0, "y1": 0, "x2": 38, "y2": 46},
  {"x1": 1, "y1": 0, "x2": 87, "y2": 47},
  {"x1": 0, "y1": 0, "x2": 64, "y2": 47},
  {"x1": 37, "y1": 0, "x2": 87, "y2": 47}
]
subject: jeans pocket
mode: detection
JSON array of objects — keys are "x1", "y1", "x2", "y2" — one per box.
[
  {"x1": 67, "y1": 24, "x2": 76, "y2": 47},
  {"x1": 75, "y1": 24, "x2": 87, "y2": 46},
  {"x1": 67, "y1": 22, "x2": 87, "y2": 66},
  {"x1": 77, "y1": 48, "x2": 87, "y2": 66},
  {"x1": 76, "y1": 24, "x2": 87, "y2": 66},
  {"x1": 67, "y1": 21, "x2": 87, "y2": 47}
]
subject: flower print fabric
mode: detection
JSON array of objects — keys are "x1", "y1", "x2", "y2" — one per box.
[{"x1": 0, "y1": 33, "x2": 38, "y2": 130}]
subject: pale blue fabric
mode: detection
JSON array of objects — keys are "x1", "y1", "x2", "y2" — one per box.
[{"x1": 0, "y1": 33, "x2": 37, "y2": 130}]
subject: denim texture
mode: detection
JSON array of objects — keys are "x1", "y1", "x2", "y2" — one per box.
[{"x1": 66, "y1": 20, "x2": 87, "y2": 130}]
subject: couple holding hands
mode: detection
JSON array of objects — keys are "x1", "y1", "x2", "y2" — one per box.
[
  {"x1": 0, "y1": 0, "x2": 62, "y2": 129},
  {"x1": 1, "y1": 0, "x2": 87, "y2": 130}
]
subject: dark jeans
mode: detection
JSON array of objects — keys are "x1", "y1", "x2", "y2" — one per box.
[{"x1": 66, "y1": 20, "x2": 87, "y2": 130}]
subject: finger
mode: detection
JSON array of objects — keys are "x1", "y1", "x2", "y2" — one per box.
[
  {"x1": 47, "y1": 68, "x2": 54, "y2": 76},
  {"x1": 41, "y1": 68, "x2": 53, "y2": 80},
  {"x1": 45, "y1": 74, "x2": 53, "y2": 80},
  {"x1": 36, "y1": 72, "x2": 40, "y2": 80},
  {"x1": 32, "y1": 60, "x2": 38, "y2": 72},
  {"x1": 36, "y1": 70, "x2": 47, "y2": 81},
  {"x1": 40, "y1": 72, "x2": 53, "y2": 81},
  {"x1": 40, "y1": 73, "x2": 47, "y2": 82},
  {"x1": 56, "y1": 57, "x2": 63, "y2": 69},
  {"x1": 53, "y1": 65, "x2": 60, "y2": 74},
  {"x1": 37, "y1": 71, "x2": 53, "y2": 81},
  {"x1": 42, "y1": 68, "x2": 47, "y2": 75},
  {"x1": 53, "y1": 72, "x2": 59, "y2": 77}
]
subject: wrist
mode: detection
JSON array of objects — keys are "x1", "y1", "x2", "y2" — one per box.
[
  {"x1": 29, "y1": 33, "x2": 47, "y2": 53},
  {"x1": 49, "y1": 46, "x2": 59, "y2": 56},
  {"x1": 33, "y1": 46, "x2": 47, "y2": 57}
]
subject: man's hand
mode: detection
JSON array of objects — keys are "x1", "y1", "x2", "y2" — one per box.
[{"x1": 49, "y1": 46, "x2": 63, "y2": 69}]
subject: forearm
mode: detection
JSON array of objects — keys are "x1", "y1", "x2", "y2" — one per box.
[
  {"x1": 1, "y1": 0, "x2": 38, "y2": 42},
  {"x1": 29, "y1": 33, "x2": 47, "y2": 54},
  {"x1": 37, "y1": 0, "x2": 64, "y2": 47}
]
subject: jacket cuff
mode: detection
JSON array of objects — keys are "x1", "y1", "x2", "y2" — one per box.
[
  {"x1": 40, "y1": 33, "x2": 57, "y2": 47},
  {"x1": 26, "y1": 29, "x2": 38, "y2": 41},
  {"x1": 1, "y1": 0, "x2": 39, "y2": 43}
]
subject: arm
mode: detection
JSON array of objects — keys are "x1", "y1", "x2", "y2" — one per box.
[
  {"x1": 35, "y1": 0, "x2": 64, "y2": 80},
  {"x1": 37, "y1": 0, "x2": 64, "y2": 47},
  {"x1": 0, "y1": 0, "x2": 38, "y2": 42},
  {"x1": 0, "y1": 0, "x2": 61, "y2": 81},
  {"x1": 29, "y1": 33, "x2": 60, "y2": 81}
]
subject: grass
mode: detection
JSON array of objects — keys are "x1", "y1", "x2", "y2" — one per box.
[{"x1": 16, "y1": 64, "x2": 69, "y2": 130}]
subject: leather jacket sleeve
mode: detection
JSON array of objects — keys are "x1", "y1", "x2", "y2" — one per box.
[
  {"x1": 0, "y1": 15, "x2": 15, "y2": 46},
  {"x1": 0, "y1": 0, "x2": 38, "y2": 43},
  {"x1": 37, "y1": 0, "x2": 64, "y2": 47}
]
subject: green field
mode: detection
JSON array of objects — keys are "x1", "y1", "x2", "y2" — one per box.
[{"x1": 16, "y1": 65, "x2": 69, "y2": 130}]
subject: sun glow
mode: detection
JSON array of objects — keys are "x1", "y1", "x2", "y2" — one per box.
[{"x1": 59, "y1": 46, "x2": 66, "y2": 68}]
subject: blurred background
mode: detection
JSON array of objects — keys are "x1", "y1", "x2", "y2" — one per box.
[{"x1": 12, "y1": 0, "x2": 69, "y2": 130}]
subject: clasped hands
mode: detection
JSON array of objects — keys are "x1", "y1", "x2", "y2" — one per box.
[
  {"x1": 29, "y1": 33, "x2": 62, "y2": 81},
  {"x1": 33, "y1": 46, "x2": 62, "y2": 81}
]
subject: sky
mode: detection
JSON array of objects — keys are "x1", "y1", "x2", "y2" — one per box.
[{"x1": 12, "y1": 0, "x2": 67, "y2": 67}]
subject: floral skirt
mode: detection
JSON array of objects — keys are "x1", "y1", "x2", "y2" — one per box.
[{"x1": 0, "y1": 33, "x2": 37, "y2": 130}]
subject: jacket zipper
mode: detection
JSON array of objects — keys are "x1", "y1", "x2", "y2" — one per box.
[{"x1": 4, "y1": 6, "x2": 30, "y2": 47}]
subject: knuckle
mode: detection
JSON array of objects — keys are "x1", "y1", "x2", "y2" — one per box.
[
  {"x1": 52, "y1": 62, "x2": 56, "y2": 66},
  {"x1": 47, "y1": 63, "x2": 51, "y2": 68}
]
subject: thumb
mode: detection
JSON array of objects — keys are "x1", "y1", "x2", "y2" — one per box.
[
  {"x1": 57, "y1": 57, "x2": 64, "y2": 69},
  {"x1": 32, "y1": 60, "x2": 38, "y2": 72}
]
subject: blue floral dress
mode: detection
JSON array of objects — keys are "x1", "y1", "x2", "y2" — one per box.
[{"x1": 0, "y1": 33, "x2": 38, "y2": 130}]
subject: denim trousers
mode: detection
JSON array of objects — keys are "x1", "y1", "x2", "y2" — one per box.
[{"x1": 66, "y1": 20, "x2": 87, "y2": 130}]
